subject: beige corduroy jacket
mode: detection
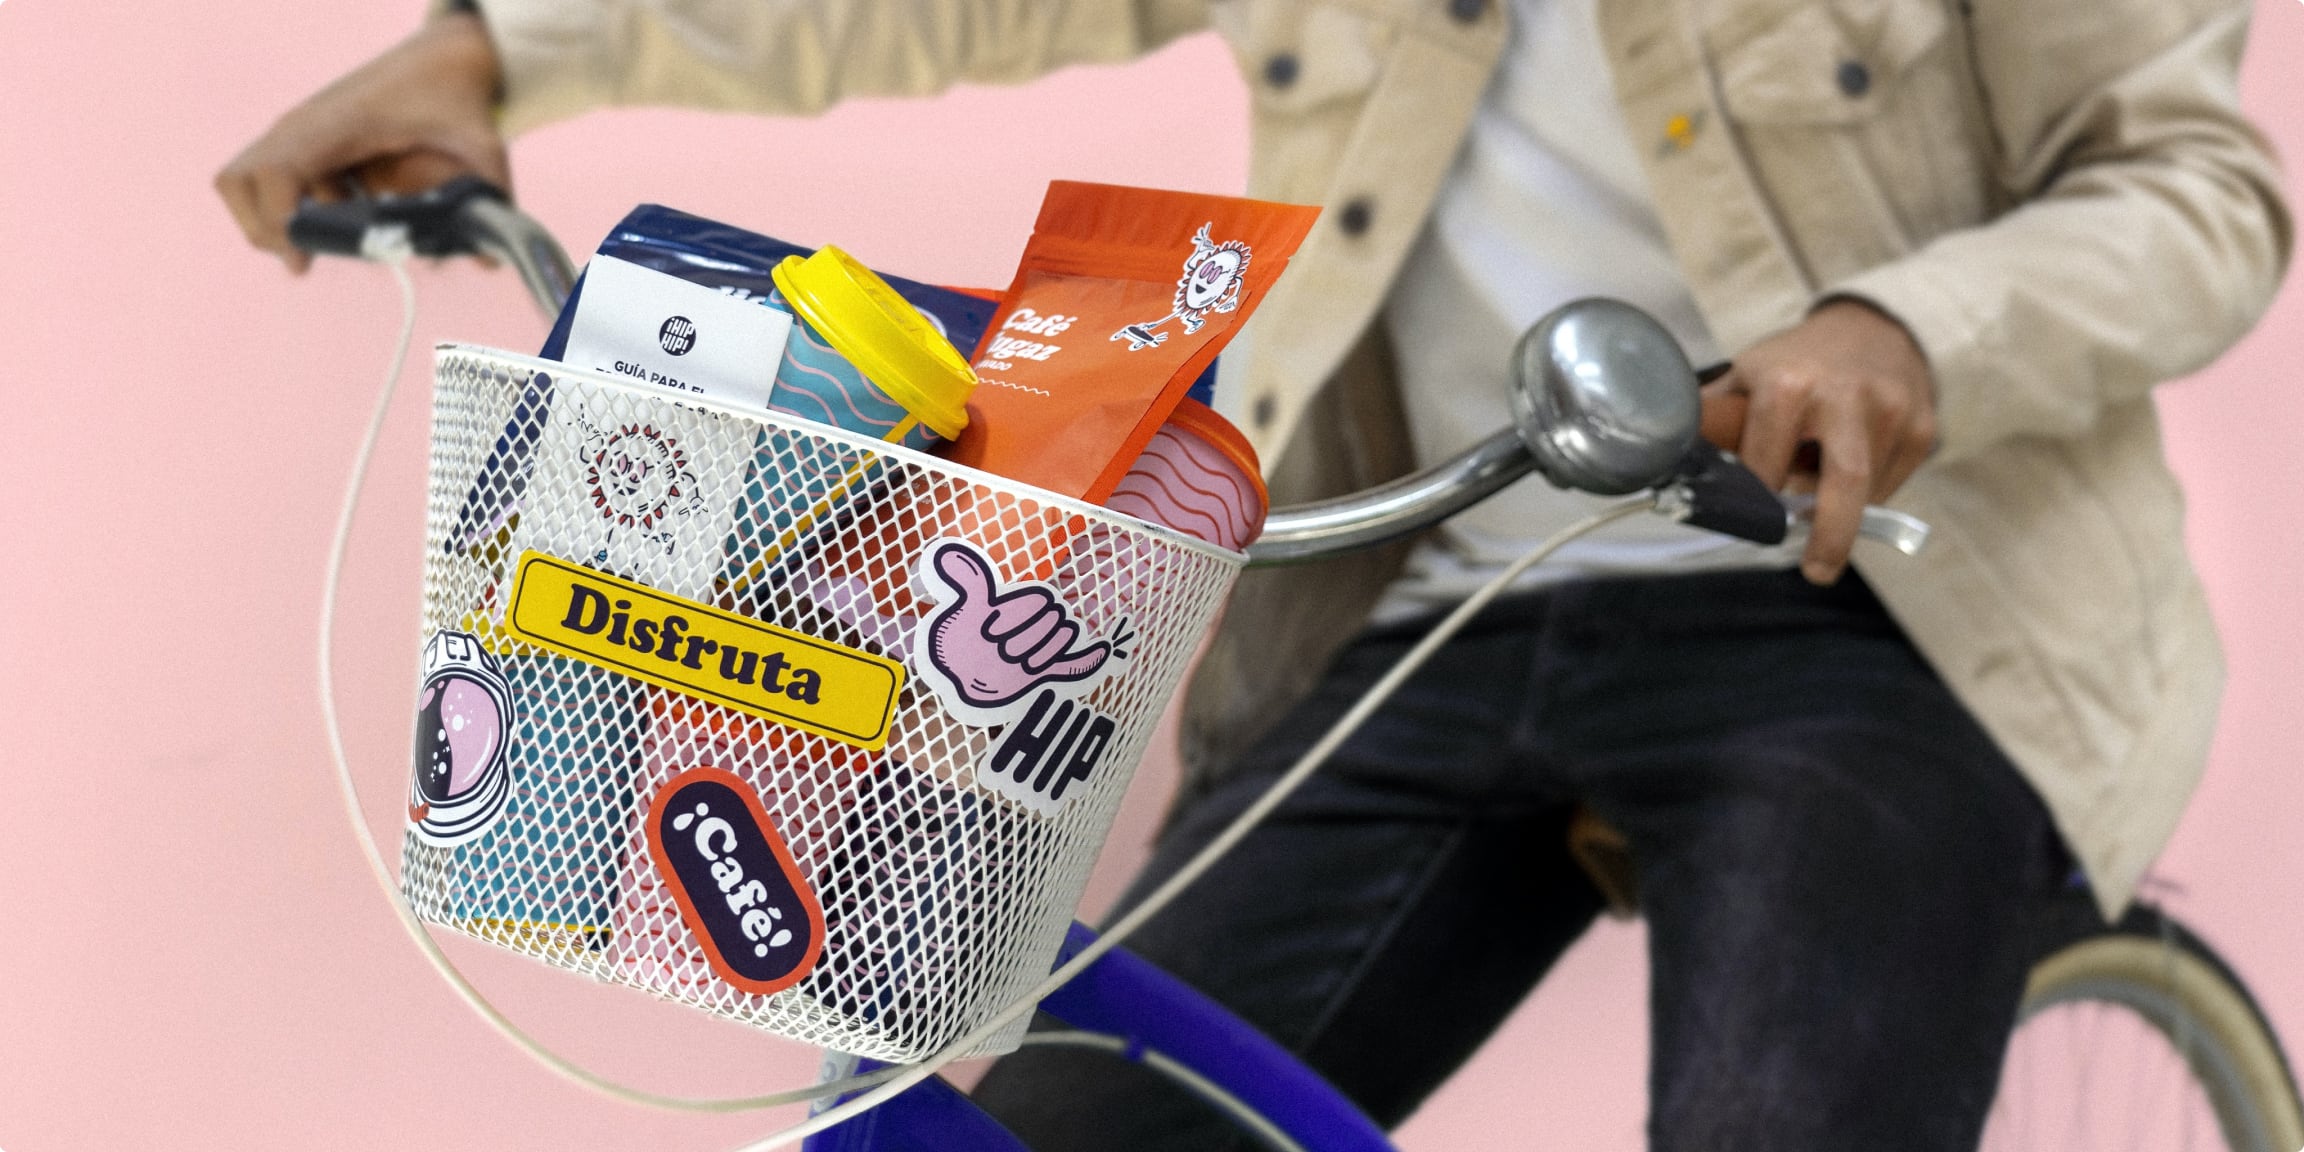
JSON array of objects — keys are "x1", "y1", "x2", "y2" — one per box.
[{"x1": 474, "y1": 0, "x2": 2290, "y2": 916}]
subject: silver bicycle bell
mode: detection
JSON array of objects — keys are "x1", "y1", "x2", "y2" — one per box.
[
  {"x1": 1510, "y1": 297, "x2": 1700, "y2": 496},
  {"x1": 1247, "y1": 297, "x2": 1706, "y2": 565}
]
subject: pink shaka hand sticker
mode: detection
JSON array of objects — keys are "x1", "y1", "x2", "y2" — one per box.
[{"x1": 914, "y1": 539, "x2": 1132, "y2": 724}]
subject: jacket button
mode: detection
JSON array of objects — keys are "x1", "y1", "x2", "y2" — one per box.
[
  {"x1": 1837, "y1": 59, "x2": 1871, "y2": 97},
  {"x1": 1253, "y1": 393, "x2": 1278, "y2": 429},
  {"x1": 1263, "y1": 53, "x2": 1300, "y2": 87},
  {"x1": 1338, "y1": 198, "x2": 1374, "y2": 236},
  {"x1": 1448, "y1": 0, "x2": 1486, "y2": 23}
]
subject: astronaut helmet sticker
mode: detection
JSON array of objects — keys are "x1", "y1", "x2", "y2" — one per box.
[
  {"x1": 1112, "y1": 224, "x2": 1252, "y2": 351},
  {"x1": 409, "y1": 629, "x2": 517, "y2": 846}
]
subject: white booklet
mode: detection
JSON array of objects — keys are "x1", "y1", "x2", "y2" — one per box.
[{"x1": 561, "y1": 254, "x2": 793, "y2": 413}]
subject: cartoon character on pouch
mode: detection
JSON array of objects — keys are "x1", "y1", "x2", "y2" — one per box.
[
  {"x1": 578, "y1": 411, "x2": 706, "y2": 556},
  {"x1": 1112, "y1": 223, "x2": 1252, "y2": 351},
  {"x1": 913, "y1": 539, "x2": 1134, "y2": 726}
]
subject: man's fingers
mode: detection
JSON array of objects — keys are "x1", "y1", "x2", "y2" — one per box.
[
  {"x1": 214, "y1": 166, "x2": 275, "y2": 253},
  {"x1": 1803, "y1": 398, "x2": 1872, "y2": 585},
  {"x1": 249, "y1": 167, "x2": 309, "y2": 252},
  {"x1": 355, "y1": 148, "x2": 480, "y2": 197},
  {"x1": 243, "y1": 166, "x2": 322, "y2": 272},
  {"x1": 1735, "y1": 368, "x2": 1812, "y2": 490},
  {"x1": 1699, "y1": 381, "x2": 1748, "y2": 451},
  {"x1": 1858, "y1": 376, "x2": 1909, "y2": 504},
  {"x1": 218, "y1": 13, "x2": 507, "y2": 272},
  {"x1": 1874, "y1": 404, "x2": 1937, "y2": 501},
  {"x1": 1705, "y1": 303, "x2": 1933, "y2": 562},
  {"x1": 1874, "y1": 435, "x2": 1921, "y2": 504}
]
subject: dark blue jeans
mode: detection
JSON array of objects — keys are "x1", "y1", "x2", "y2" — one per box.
[{"x1": 973, "y1": 568, "x2": 2069, "y2": 1151}]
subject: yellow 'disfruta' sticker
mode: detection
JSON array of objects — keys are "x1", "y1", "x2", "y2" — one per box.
[{"x1": 505, "y1": 551, "x2": 904, "y2": 749}]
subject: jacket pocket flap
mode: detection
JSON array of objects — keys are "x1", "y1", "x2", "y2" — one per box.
[{"x1": 1716, "y1": 0, "x2": 1947, "y2": 126}]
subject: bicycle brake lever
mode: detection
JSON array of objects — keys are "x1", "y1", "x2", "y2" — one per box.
[
  {"x1": 1780, "y1": 494, "x2": 1932, "y2": 557},
  {"x1": 1663, "y1": 444, "x2": 1931, "y2": 557},
  {"x1": 1664, "y1": 444, "x2": 1788, "y2": 545}
]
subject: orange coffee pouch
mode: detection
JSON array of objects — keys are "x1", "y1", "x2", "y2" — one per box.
[{"x1": 947, "y1": 181, "x2": 1319, "y2": 502}]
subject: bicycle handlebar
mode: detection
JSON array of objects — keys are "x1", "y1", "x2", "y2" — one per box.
[
  {"x1": 287, "y1": 194, "x2": 1929, "y2": 564},
  {"x1": 290, "y1": 177, "x2": 577, "y2": 317},
  {"x1": 1252, "y1": 298, "x2": 1929, "y2": 563}
]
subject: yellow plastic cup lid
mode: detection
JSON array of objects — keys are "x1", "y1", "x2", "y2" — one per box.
[{"x1": 771, "y1": 247, "x2": 977, "y2": 440}]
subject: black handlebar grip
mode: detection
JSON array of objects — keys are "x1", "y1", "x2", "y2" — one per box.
[
  {"x1": 400, "y1": 175, "x2": 509, "y2": 257},
  {"x1": 1674, "y1": 444, "x2": 1789, "y2": 546},
  {"x1": 286, "y1": 200, "x2": 378, "y2": 256},
  {"x1": 286, "y1": 176, "x2": 514, "y2": 259}
]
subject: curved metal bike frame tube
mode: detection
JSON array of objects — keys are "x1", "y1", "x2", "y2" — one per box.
[
  {"x1": 1247, "y1": 429, "x2": 1538, "y2": 566},
  {"x1": 463, "y1": 196, "x2": 581, "y2": 318}
]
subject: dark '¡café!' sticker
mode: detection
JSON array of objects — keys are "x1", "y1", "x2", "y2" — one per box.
[{"x1": 646, "y1": 768, "x2": 825, "y2": 996}]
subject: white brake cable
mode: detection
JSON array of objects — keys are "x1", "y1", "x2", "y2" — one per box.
[
  {"x1": 1017, "y1": 1031, "x2": 1309, "y2": 1152},
  {"x1": 317, "y1": 243, "x2": 903, "y2": 1113},
  {"x1": 318, "y1": 246, "x2": 1652, "y2": 1140}
]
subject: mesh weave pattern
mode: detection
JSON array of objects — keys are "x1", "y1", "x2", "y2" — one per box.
[{"x1": 403, "y1": 346, "x2": 1242, "y2": 1061}]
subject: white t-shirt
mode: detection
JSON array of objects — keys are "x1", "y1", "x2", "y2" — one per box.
[{"x1": 1374, "y1": 0, "x2": 1793, "y2": 619}]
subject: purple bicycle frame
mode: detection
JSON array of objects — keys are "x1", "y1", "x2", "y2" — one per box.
[{"x1": 802, "y1": 923, "x2": 1398, "y2": 1152}]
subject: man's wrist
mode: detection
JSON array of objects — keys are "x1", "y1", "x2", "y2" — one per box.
[
  {"x1": 419, "y1": 6, "x2": 504, "y2": 104},
  {"x1": 1813, "y1": 293, "x2": 1933, "y2": 385},
  {"x1": 1811, "y1": 294, "x2": 1917, "y2": 349}
]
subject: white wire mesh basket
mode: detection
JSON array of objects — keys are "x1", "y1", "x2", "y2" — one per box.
[{"x1": 401, "y1": 344, "x2": 1244, "y2": 1061}]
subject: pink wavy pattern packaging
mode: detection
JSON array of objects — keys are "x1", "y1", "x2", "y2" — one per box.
[{"x1": 1104, "y1": 399, "x2": 1267, "y2": 552}]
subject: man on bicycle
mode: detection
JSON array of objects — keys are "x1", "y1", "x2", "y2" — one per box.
[{"x1": 219, "y1": 0, "x2": 2289, "y2": 1146}]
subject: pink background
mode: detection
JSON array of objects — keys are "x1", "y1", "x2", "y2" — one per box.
[{"x1": 0, "y1": 1, "x2": 2300, "y2": 1148}]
